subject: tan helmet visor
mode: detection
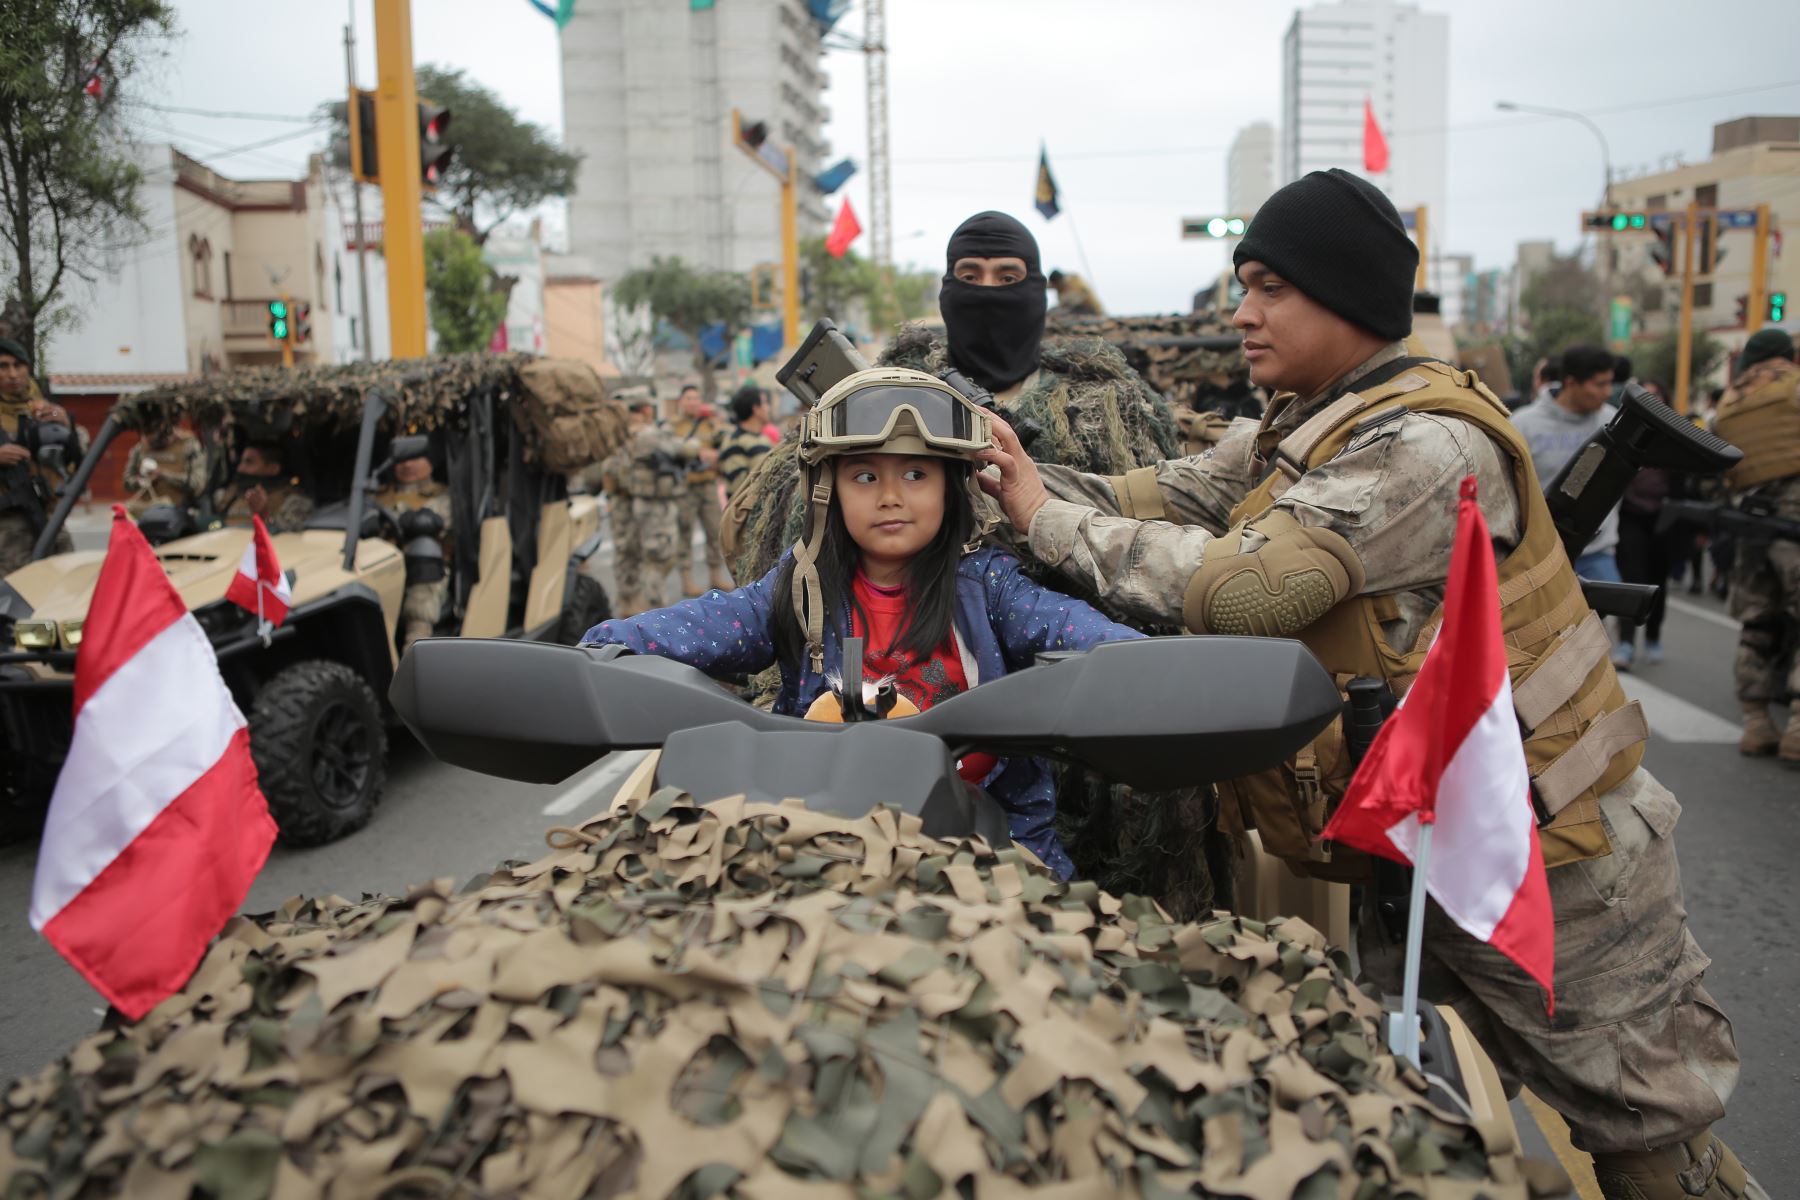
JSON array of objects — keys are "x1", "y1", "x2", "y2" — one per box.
[{"x1": 807, "y1": 382, "x2": 992, "y2": 458}]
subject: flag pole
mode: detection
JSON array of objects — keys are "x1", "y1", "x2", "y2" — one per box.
[
  {"x1": 1062, "y1": 208, "x2": 1100, "y2": 299},
  {"x1": 1393, "y1": 821, "x2": 1435, "y2": 1068}
]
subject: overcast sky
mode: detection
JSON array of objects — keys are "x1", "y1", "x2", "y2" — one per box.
[{"x1": 140, "y1": 0, "x2": 1800, "y2": 314}]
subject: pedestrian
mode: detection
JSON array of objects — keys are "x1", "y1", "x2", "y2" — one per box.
[
  {"x1": 1530, "y1": 354, "x2": 1562, "y2": 406},
  {"x1": 1, "y1": 337, "x2": 83, "y2": 575},
  {"x1": 1710, "y1": 327, "x2": 1800, "y2": 762},
  {"x1": 581, "y1": 368, "x2": 1143, "y2": 878},
  {"x1": 668, "y1": 383, "x2": 730, "y2": 594},
  {"x1": 972, "y1": 168, "x2": 1761, "y2": 1197},
  {"x1": 715, "y1": 385, "x2": 773, "y2": 500},
  {"x1": 1614, "y1": 444, "x2": 1674, "y2": 667},
  {"x1": 1511, "y1": 343, "x2": 1625, "y2": 583}
]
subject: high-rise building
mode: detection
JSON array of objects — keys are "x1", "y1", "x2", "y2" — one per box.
[
  {"x1": 560, "y1": 0, "x2": 833, "y2": 284},
  {"x1": 1227, "y1": 122, "x2": 1277, "y2": 217},
  {"x1": 1280, "y1": 0, "x2": 1447, "y2": 256}
]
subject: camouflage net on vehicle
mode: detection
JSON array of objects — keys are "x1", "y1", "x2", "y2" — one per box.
[
  {"x1": 0, "y1": 789, "x2": 1534, "y2": 1200},
  {"x1": 111, "y1": 354, "x2": 629, "y2": 473},
  {"x1": 1044, "y1": 312, "x2": 1262, "y2": 426}
]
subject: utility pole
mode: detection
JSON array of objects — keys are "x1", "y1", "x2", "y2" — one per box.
[
  {"x1": 1675, "y1": 200, "x2": 1698, "y2": 415},
  {"x1": 1747, "y1": 202, "x2": 1772, "y2": 334},
  {"x1": 280, "y1": 293, "x2": 295, "y2": 370},
  {"x1": 373, "y1": 0, "x2": 427, "y2": 358},
  {"x1": 1413, "y1": 205, "x2": 1428, "y2": 293},
  {"x1": 344, "y1": 23, "x2": 374, "y2": 361}
]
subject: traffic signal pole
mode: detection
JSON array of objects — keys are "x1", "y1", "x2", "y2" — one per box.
[
  {"x1": 1747, "y1": 203, "x2": 1771, "y2": 335},
  {"x1": 344, "y1": 24, "x2": 374, "y2": 361},
  {"x1": 780, "y1": 157, "x2": 800, "y2": 351},
  {"x1": 1675, "y1": 201, "x2": 1698, "y2": 415},
  {"x1": 373, "y1": 0, "x2": 427, "y2": 358},
  {"x1": 1414, "y1": 206, "x2": 1428, "y2": 292}
]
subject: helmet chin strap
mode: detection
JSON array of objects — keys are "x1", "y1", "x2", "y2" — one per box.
[{"x1": 790, "y1": 465, "x2": 835, "y2": 673}]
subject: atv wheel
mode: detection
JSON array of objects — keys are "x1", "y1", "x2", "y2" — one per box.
[
  {"x1": 555, "y1": 571, "x2": 612, "y2": 644},
  {"x1": 250, "y1": 661, "x2": 387, "y2": 847}
]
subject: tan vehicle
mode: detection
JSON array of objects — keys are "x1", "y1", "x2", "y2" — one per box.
[{"x1": 0, "y1": 362, "x2": 616, "y2": 846}]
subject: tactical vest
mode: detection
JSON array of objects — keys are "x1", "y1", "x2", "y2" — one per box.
[
  {"x1": 378, "y1": 480, "x2": 447, "y2": 511},
  {"x1": 136, "y1": 439, "x2": 201, "y2": 505},
  {"x1": 626, "y1": 432, "x2": 684, "y2": 500},
  {"x1": 670, "y1": 415, "x2": 718, "y2": 484},
  {"x1": 1216, "y1": 360, "x2": 1645, "y2": 875},
  {"x1": 1713, "y1": 358, "x2": 1800, "y2": 491}
]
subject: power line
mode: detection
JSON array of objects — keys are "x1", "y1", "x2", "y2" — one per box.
[{"x1": 124, "y1": 100, "x2": 317, "y2": 124}]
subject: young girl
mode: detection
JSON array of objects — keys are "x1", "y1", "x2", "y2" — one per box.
[{"x1": 581, "y1": 367, "x2": 1142, "y2": 877}]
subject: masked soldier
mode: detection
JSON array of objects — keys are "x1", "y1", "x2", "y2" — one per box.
[
  {"x1": 602, "y1": 400, "x2": 688, "y2": 613},
  {"x1": 1712, "y1": 327, "x2": 1800, "y2": 762},
  {"x1": 219, "y1": 442, "x2": 314, "y2": 534},
  {"x1": 122, "y1": 419, "x2": 208, "y2": 517},
  {"x1": 669, "y1": 384, "x2": 731, "y2": 595},
  {"x1": 977, "y1": 170, "x2": 1762, "y2": 1198},
  {"x1": 0, "y1": 337, "x2": 84, "y2": 575},
  {"x1": 374, "y1": 447, "x2": 453, "y2": 648}
]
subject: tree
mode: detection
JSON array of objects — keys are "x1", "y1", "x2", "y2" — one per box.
[
  {"x1": 1504, "y1": 252, "x2": 1607, "y2": 389},
  {"x1": 323, "y1": 65, "x2": 579, "y2": 244},
  {"x1": 1631, "y1": 329, "x2": 1728, "y2": 399},
  {"x1": 612, "y1": 257, "x2": 750, "y2": 404},
  {"x1": 798, "y1": 237, "x2": 940, "y2": 334},
  {"x1": 0, "y1": 0, "x2": 175, "y2": 368},
  {"x1": 424, "y1": 229, "x2": 506, "y2": 353}
]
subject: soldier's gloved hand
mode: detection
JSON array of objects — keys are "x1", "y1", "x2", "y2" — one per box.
[{"x1": 975, "y1": 412, "x2": 1053, "y2": 533}]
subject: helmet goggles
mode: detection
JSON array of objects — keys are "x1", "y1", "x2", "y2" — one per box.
[{"x1": 801, "y1": 369, "x2": 992, "y2": 463}]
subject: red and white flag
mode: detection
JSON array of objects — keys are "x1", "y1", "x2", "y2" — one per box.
[
  {"x1": 1363, "y1": 97, "x2": 1390, "y2": 174},
  {"x1": 30, "y1": 508, "x2": 277, "y2": 1020},
  {"x1": 224, "y1": 514, "x2": 291, "y2": 628},
  {"x1": 1322, "y1": 476, "x2": 1555, "y2": 1011},
  {"x1": 826, "y1": 197, "x2": 862, "y2": 259}
]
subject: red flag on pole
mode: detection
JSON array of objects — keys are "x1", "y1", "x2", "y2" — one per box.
[
  {"x1": 1321, "y1": 476, "x2": 1555, "y2": 1013},
  {"x1": 30, "y1": 508, "x2": 277, "y2": 1020},
  {"x1": 826, "y1": 198, "x2": 862, "y2": 259},
  {"x1": 1363, "y1": 98, "x2": 1390, "y2": 174},
  {"x1": 224, "y1": 515, "x2": 292, "y2": 630}
]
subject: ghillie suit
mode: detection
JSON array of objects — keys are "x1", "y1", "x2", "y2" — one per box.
[
  {"x1": 1, "y1": 789, "x2": 1545, "y2": 1199},
  {"x1": 724, "y1": 326, "x2": 1228, "y2": 920},
  {"x1": 1046, "y1": 310, "x2": 1263, "y2": 429}
]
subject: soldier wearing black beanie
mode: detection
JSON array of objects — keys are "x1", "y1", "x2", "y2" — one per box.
[{"x1": 1232, "y1": 168, "x2": 1419, "y2": 342}]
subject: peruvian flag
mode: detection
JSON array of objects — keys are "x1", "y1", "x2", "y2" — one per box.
[
  {"x1": 826, "y1": 198, "x2": 862, "y2": 259},
  {"x1": 1363, "y1": 97, "x2": 1389, "y2": 174},
  {"x1": 1321, "y1": 476, "x2": 1555, "y2": 1011},
  {"x1": 30, "y1": 508, "x2": 277, "y2": 1020},
  {"x1": 224, "y1": 514, "x2": 291, "y2": 629}
]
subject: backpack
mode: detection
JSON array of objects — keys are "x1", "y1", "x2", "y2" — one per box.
[{"x1": 512, "y1": 359, "x2": 630, "y2": 475}]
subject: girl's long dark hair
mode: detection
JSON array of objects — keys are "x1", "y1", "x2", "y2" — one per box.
[{"x1": 772, "y1": 461, "x2": 978, "y2": 668}]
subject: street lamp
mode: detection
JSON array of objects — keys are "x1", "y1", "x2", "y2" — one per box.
[{"x1": 1495, "y1": 100, "x2": 1612, "y2": 209}]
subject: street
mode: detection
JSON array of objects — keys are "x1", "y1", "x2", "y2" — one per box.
[{"x1": 1, "y1": 580, "x2": 1796, "y2": 1188}]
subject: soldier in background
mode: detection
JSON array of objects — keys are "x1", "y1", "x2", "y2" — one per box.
[
  {"x1": 220, "y1": 442, "x2": 314, "y2": 534},
  {"x1": 1711, "y1": 327, "x2": 1800, "y2": 762},
  {"x1": 374, "y1": 447, "x2": 453, "y2": 649},
  {"x1": 602, "y1": 399, "x2": 687, "y2": 614},
  {"x1": 669, "y1": 383, "x2": 731, "y2": 594},
  {"x1": 122, "y1": 418, "x2": 208, "y2": 517},
  {"x1": 1047, "y1": 268, "x2": 1103, "y2": 316},
  {"x1": 0, "y1": 337, "x2": 83, "y2": 574}
]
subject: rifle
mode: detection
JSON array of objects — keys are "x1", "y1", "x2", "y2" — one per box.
[
  {"x1": 0, "y1": 417, "x2": 53, "y2": 535},
  {"x1": 1657, "y1": 496, "x2": 1800, "y2": 545},
  {"x1": 1343, "y1": 678, "x2": 1411, "y2": 942}
]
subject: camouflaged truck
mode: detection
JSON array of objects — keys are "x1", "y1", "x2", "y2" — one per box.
[{"x1": 0, "y1": 355, "x2": 619, "y2": 847}]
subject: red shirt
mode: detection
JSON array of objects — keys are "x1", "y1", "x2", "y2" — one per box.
[{"x1": 850, "y1": 571, "x2": 999, "y2": 783}]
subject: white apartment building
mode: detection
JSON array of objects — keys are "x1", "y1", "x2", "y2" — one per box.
[
  {"x1": 1227, "y1": 122, "x2": 1278, "y2": 218},
  {"x1": 560, "y1": 0, "x2": 833, "y2": 285},
  {"x1": 1280, "y1": 0, "x2": 1448, "y2": 257}
]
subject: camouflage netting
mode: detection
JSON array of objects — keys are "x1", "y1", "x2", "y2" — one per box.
[
  {"x1": 1044, "y1": 313, "x2": 1261, "y2": 427},
  {"x1": 112, "y1": 354, "x2": 629, "y2": 474},
  {"x1": 0, "y1": 790, "x2": 1535, "y2": 1199}
]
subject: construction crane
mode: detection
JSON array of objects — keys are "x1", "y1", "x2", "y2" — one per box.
[{"x1": 823, "y1": 1, "x2": 891, "y2": 269}]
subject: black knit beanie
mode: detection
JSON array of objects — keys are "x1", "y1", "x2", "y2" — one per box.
[{"x1": 1233, "y1": 169, "x2": 1418, "y2": 341}]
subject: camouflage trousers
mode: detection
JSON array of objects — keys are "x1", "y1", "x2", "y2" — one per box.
[
  {"x1": 1360, "y1": 768, "x2": 1738, "y2": 1155},
  {"x1": 400, "y1": 578, "x2": 447, "y2": 647},
  {"x1": 675, "y1": 483, "x2": 726, "y2": 574},
  {"x1": 614, "y1": 495, "x2": 681, "y2": 612},
  {"x1": 0, "y1": 510, "x2": 69, "y2": 578},
  {"x1": 1727, "y1": 535, "x2": 1800, "y2": 705}
]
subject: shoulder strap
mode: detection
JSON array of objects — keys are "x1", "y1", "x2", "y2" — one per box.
[{"x1": 1268, "y1": 356, "x2": 1437, "y2": 483}]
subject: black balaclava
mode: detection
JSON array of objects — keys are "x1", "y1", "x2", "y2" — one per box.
[{"x1": 939, "y1": 211, "x2": 1047, "y2": 393}]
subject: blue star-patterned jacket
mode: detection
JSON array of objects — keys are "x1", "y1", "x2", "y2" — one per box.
[{"x1": 581, "y1": 545, "x2": 1144, "y2": 877}]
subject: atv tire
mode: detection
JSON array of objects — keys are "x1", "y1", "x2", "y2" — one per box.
[
  {"x1": 555, "y1": 571, "x2": 612, "y2": 644},
  {"x1": 250, "y1": 661, "x2": 387, "y2": 848}
]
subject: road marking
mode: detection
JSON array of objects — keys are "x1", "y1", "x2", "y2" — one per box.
[
  {"x1": 541, "y1": 749, "x2": 649, "y2": 816},
  {"x1": 1521, "y1": 1090, "x2": 1601, "y2": 1200},
  {"x1": 1619, "y1": 676, "x2": 1742, "y2": 744},
  {"x1": 1667, "y1": 596, "x2": 1740, "y2": 632}
]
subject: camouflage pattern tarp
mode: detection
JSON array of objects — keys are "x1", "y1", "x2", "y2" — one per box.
[
  {"x1": 0, "y1": 787, "x2": 1537, "y2": 1199},
  {"x1": 1044, "y1": 312, "x2": 1261, "y2": 425}
]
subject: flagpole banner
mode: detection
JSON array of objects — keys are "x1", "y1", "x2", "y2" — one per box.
[
  {"x1": 1322, "y1": 476, "x2": 1555, "y2": 1012},
  {"x1": 1035, "y1": 145, "x2": 1061, "y2": 221},
  {"x1": 1363, "y1": 97, "x2": 1390, "y2": 174},
  {"x1": 31, "y1": 508, "x2": 277, "y2": 1020},
  {"x1": 826, "y1": 197, "x2": 863, "y2": 259}
]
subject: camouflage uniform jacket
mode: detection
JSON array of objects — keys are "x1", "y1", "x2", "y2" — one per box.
[
  {"x1": 1026, "y1": 342, "x2": 1524, "y2": 655},
  {"x1": 1, "y1": 386, "x2": 90, "y2": 500},
  {"x1": 220, "y1": 483, "x2": 315, "y2": 534},
  {"x1": 669, "y1": 413, "x2": 721, "y2": 485},
  {"x1": 123, "y1": 431, "x2": 209, "y2": 514},
  {"x1": 609, "y1": 424, "x2": 691, "y2": 499},
  {"x1": 375, "y1": 477, "x2": 453, "y2": 524}
]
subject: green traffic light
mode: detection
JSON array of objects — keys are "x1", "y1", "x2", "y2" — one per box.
[
  {"x1": 1611, "y1": 214, "x2": 1628, "y2": 231},
  {"x1": 1629, "y1": 213, "x2": 1646, "y2": 229},
  {"x1": 272, "y1": 320, "x2": 288, "y2": 339},
  {"x1": 269, "y1": 300, "x2": 287, "y2": 319}
]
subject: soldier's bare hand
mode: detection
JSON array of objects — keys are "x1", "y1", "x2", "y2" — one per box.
[
  {"x1": 245, "y1": 485, "x2": 269, "y2": 515},
  {"x1": 28, "y1": 399, "x2": 70, "y2": 426},
  {"x1": 0, "y1": 444, "x2": 29, "y2": 467},
  {"x1": 975, "y1": 413, "x2": 1052, "y2": 532}
]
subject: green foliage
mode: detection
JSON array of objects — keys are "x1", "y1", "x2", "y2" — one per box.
[
  {"x1": 1503, "y1": 251, "x2": 1608, "y2": 390},
  {"x1": 798, "y1": 237, "x2": 936, "y2": 333},
  {"x1": 0, "y1": 0, "x2": 176, "y2": 368},
  {"x1": 322, "y1": 64, "x2": 580, "y2": 242},
  {"x1": 1631, "y1": 329, "x2": 1728, "y2": 396},
  {"x1": 424, "y1": 230, "x2": 506, "y2": 354},
  {"x1": 613, "y1": 256, "x2": 750, "y2": 401}
]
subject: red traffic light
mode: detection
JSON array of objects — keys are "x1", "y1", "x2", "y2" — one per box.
[{"x1": 417, "y1": 101, "x2": 453, "y2": 188}]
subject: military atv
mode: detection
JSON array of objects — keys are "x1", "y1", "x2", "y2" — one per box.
[{"x1": 0, "y1": 354, "x2": 620, "y2": 847}]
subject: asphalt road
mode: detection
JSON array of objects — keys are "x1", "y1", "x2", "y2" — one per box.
[{"x1": 1, "y1": 548, "x2": 1794, "y2": 1189}]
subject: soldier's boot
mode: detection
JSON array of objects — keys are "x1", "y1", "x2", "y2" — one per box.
[
  {"x1": 1780, "y1": 702, "x2": 1800, "y2": 765},
  {"x1": 679, "y1": 566, "x2": 702, "y2": 597},
  {"x1": 1591, "y1": 1130, "x2": 1767, "y2": 1200},
  {"x1": 1738, "y1": 703, "x2": 1779, "y2": 757},
  {"x1": 709, "y1": 565, "x2": 734, "y2": 591}
]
